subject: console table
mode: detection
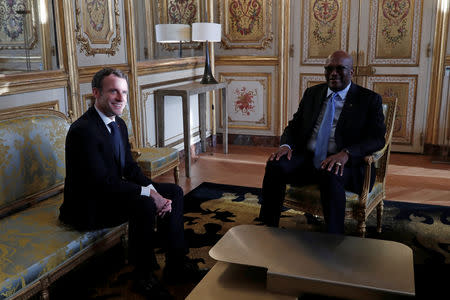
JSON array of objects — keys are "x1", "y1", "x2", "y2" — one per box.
[{"x1": 154, "y1": 82, "x2": 228, "y2": 178}]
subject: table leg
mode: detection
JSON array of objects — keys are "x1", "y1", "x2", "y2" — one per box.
[
  {"x1": 155, "y1": 93, "x2": 165, "y2": 147},
  {"x1": 221, "y1": 87, "x2": 228, "y2": 154},
  {"x1": 182, "y1": 93, "x2": 191, "y2": 177},
  {"x1": 198, "y1": 92, "x2": 207, "y2": 153}
]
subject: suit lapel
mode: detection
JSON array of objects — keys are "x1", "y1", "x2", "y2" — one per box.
[
  {"x1": 312, "y1": 84, "x2": 328, "y2": 123},
  {"x1": 337, "y1": 82, "x2": 358, "y2": 130}
]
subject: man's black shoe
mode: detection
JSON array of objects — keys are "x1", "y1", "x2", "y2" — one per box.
[
  {"x1": 133, "y1": 272, "x2": 174, "y2": 300},
  {"x1": 163, "y1": 256, "x2": 208, "y2": 284}
]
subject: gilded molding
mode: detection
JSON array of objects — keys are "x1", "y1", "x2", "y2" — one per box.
[
  {"x1": 216, "y1": 56, "x2": 279, "y2": 65},
  {"x1": 137, "y1": 57, "x2": 204, "y2": 75},
  {"x1": 280, "y1": 0, "x2": 289, "y2": 133},
  {"x1": 0, "y1": 101, "x2": 59, "y2": 115},
  {"x1": 219, "y1": 0, "x2": 274, "y2": 50},
  {"x1": 425, "y1": 0, "x2": 449, "y2": 144},
  {"x1": 445, "y1": 55, "x2": 450, "y2": 66},
  {"x1": 74, "y1": 0, "x2": 121, "y2": 56},
  {"x1": 0, "y1": 71, "x2": 68, "y2": 96}
]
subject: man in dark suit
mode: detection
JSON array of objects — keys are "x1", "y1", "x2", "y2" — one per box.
[
  {"x1": 59, "y1": 68, "x2": 202, "y2": 299},
  {"x1": 259, "y1": 50, "x2": 386, "y2": 234}
]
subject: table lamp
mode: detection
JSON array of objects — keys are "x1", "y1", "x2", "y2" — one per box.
[
  {"x1": 155, "y1": 24, "x2": 191, "y2": 58},
  {"x1": 192, "y1": 22, "x2": 221, "y2": 84}
]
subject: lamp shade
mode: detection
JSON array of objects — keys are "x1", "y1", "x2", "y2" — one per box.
[
  {"x1": 155, "y1": 24, "x2": 191, "y2": 43},
  {"x1": 191, "y1": 23, "x2": 221, "y2": 42}
]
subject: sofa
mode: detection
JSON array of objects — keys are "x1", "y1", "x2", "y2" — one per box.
[{"x1": 0, "y1": 108, "x2": 127, "y2": 299}]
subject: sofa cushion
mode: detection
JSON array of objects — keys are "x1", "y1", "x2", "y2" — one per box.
[
  {"x1": 0, "y1": 112, "x2": 69, "y2": 211},
  {"x1": 135, "y1": 147, "x2": 179, "y2": 174},
  {"x1": 0, "y1": 193, "x2": 124, "y2": 299}
]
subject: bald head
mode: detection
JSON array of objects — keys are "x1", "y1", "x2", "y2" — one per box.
[{"x1": 324, "y1": 50, "x2": 354, "y2": 91}]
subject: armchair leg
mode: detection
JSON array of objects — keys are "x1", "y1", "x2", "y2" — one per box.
[
  {"x1": 357, "y1": 220, "x2": 366, "y2": 238},
  {"x1": 174, "y1": 166, "x2": 180, "y2": 185},
  {"x1": 376, "y1": 201, "x2": 384, "y2": 233}
]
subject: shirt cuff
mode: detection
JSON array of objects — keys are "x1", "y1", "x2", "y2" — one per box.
[
  {"x1": 140, "y1": 184, "x2": 157, "y2": 197},
  {"x1": 280, "y1": 144, "x2": 291, "y2": 150}
]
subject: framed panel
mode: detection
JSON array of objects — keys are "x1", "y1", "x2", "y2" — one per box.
[
  {"x1": 301, "y1": 0, "x2": 350, "y2": 65},
  {"x1": 368, "y1": 0, "x2": 422, "y2": 65},
  {"x1": 299, "y1": 74, "x2": 326, "y2": 104},
  {"x1": 157, "y1": 0, "x2": 203, "y2": 52},
  {"x1": 219, "y1": 0, "x2": 274, "y2": 50},
  {"x1": 219, "y1": 72, "x2": 272, "y2": 130},
  {"x1": 367, "y1": 76, "x2": 417, "y2": 145},
  {"x1": 74, "y1": 0, "x2": 121, "y2": 56},
  {"x1": 0, "y1": 0, "x2": 38, "y2": 50}
]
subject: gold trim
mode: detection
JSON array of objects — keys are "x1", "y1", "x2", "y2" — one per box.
[
  {"x1": 0, "y1": 70, "x2": 68, "y2": 96},
  {"x1": 82, "y1": 0, "x2": 114, "y2": 44},
  {"x1": 216, "y1": 56, "x2": 279, "y2": 66},
  {"x1": 38, "y1": 0, "x2": 52, "y2": 70},
  {"x1": 219, "y1": 0, "x2": 274, "y2": 50},
  {"x1": 445, "y1": 55, "x2": 450, "y2": 66},
  {"x1": 425, "y1": 0, "x2": 449, "y2": 144},
  {"x1": 124, "y1": 0, "x2": 141, "y2": 147},
  {"x1": 78, "y1": 64, "x2": 131, "y2": 82},
  {"x1": 137, "y1": 57, "x2": 204, "y2": 75},
  {"x1": 218, "y1": 72, "x2": 272, "y2": 131},
  {"x1": 144, "y1": 1, "x2": 155, "y2": 59},
  {"x1": 74, "y1": 0, "x2": 121, "y2": 56},
  {"x1": 280, "y1": 0, "x2": 289, "y2": 133},
  {"x1": 0, "y1": 100, "x2": 59, "y2": 115}
]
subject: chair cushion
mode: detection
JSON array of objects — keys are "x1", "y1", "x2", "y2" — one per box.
[
  {"x1": 285, "y1": 182, "x2": 384, "y2": 214},
  {"x1": 0, "y1": 193, "x2": 124, "y2": 299},
  {"x1": 135, "y1": 147, "x2": 179, "y2": 174}
]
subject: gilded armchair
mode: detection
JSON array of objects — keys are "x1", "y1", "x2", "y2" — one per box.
[
  {"x1": 122, "y1": 105, "x2": 180, "y2": 184},
  {"x1": 284, "y1": 97, "x2": 397, "y2": 237}
]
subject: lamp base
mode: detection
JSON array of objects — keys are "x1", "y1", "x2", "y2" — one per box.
[{"x1": 200, "y1": 41, "x2": 218, "y2": 84}]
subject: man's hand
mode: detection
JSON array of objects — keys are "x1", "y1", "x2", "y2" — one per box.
[
  {"x1": 269, "y1": 145, "x2": 292, "y2": 161},
  {"x1": 320, "y1": 150, "x2": 349, "y2": 176},
  {"x1": 150, "y1": 189, "x2": 172, "y2": 217}
]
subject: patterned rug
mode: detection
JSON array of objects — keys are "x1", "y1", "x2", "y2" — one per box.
[{"x1": 46, "y1": 182, "x2": 450, "y2": 299}]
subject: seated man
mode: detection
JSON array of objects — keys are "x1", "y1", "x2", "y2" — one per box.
[
  {"x1": 259, "y1": 50, "x2": 386, "y2": 234},
  {"x1": 59, "y1": 68, "x2": 202, "y2": 299}
]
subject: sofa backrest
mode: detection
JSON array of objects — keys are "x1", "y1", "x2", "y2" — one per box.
[{"x1": 0, "y1": 109, "x2": 70, "y2": 216}]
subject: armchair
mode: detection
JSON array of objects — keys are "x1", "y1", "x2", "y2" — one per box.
[
  {"x1": 121, "y1": 105, "x2": 180, "y2": 184},
  {"x1": 284, "y1": 97, "x2": 397, "y2": 237}
]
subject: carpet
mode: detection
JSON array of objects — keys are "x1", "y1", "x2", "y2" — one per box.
[{"x1": 46, "y1": 182, "x2": 449, "y2": 299}]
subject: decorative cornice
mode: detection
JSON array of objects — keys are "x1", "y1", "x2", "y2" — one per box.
[{"x1": 78, "y1": 64, "x2": 131, "y2": 82}]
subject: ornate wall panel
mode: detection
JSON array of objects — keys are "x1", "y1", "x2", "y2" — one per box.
[
  {"x1": 159, "y1": 0, "x2": 202, "y2": 24},
  {"x1": 0, "y1": 0, "x2": 38, "y2": 50},
  {"x1": 219, "y1": 0, "x2": 273, "y2": 49},
  {"x1": 299, "y1": 74, "x2": 325, "y2": 104},
  {"x1": 301, "y1": 0, "x2": 349, "y2": 65},
  {"x1": 369, "y1": 0, "x2": 422, "y2": 65},
  {"x1": 74, "y1": 0, "x2": 121, "y2": 56},
  {"x1": 368, "y1": 76, "x2": 417, "y2": 145},
  {"x1": 219, "y1": 72, "x2": 271, "y2": 130}
]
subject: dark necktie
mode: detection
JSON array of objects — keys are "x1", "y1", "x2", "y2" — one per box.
[
  {"x1": 313, "y1": 92, "x2": 339, "y2": 169},
  {"x1": 108, "y1": 121, "x2": 121, "y2": 164}
]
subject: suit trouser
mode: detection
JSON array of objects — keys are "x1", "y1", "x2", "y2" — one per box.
[
  {"x1": 259, "y1": 152, "x2": 353, "y2": 234},
  {"x1": 127, "y1": 182, "x2": 186, "y2": 274}
]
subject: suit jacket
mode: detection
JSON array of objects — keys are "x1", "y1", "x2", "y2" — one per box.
[
  {"x1": 281, "y1": 82, "x2": 386, "y2": 193},
  {"x1": 60, "y1": 106, "x2": 152, "y2": 230}
]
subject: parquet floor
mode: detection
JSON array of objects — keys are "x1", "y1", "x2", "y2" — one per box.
[{"x1": 156, "y1": 144, "x2": 450, "y2": 207}]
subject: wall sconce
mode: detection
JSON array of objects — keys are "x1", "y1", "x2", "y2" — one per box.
[
  {"x1": 155, "y1": 24, "x2": 191, "y2": 58},
  {"x1": 192, "y1": 22, "x2": 221, "y2": 84}
]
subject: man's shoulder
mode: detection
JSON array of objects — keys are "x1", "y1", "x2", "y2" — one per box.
[
  {"x1": 307, "y1": 82, "x2": 328, "y2": 93},
  {"x1": 351, "y1": 83, "x2": 380, "y2": 98}
]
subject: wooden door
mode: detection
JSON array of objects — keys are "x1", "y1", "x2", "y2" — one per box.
[{"x1": 288, "y1": 0, "x2": 436, "y2": 153}]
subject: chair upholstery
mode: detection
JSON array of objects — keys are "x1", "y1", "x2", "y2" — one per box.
[
  {"x1": 121, "y1": 105, "x2": 180, "y2": 184},
  {"x1": 284, "y1": 97, "x2": 397, "y2": 237}
]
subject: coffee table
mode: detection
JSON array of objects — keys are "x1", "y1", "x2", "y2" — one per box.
[{"x1": 207, "y1": 225, "x2": 415, "y2": 299}]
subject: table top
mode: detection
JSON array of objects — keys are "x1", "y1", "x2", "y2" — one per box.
[
  {"x1": 186, "y1": 261, "x2": 296, "y2": 300},
  {"x1": 209, "y1": 225, "x2": 415, "y2": 299},
  {"x1": 154, "y1": 81, "x2": 227, "y2": 96}
]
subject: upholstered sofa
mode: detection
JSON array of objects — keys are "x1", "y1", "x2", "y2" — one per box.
[{"x1": 0, "y1": 109, "x2": 127, "y2": 299}]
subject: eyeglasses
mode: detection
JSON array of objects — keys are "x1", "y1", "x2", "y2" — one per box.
[{"x1": 324, "y1": 65, "x2": 349, "y2": 73}]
